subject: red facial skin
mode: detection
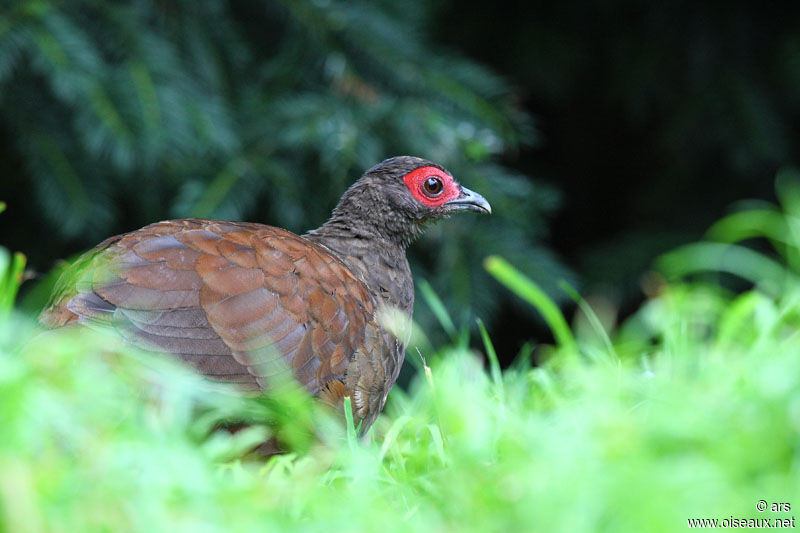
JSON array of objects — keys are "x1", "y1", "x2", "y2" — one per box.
[{"x1": 402, "y1": 166, "x2": 461, "y2": 208}]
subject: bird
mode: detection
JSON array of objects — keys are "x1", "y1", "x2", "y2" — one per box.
[{"x1": 39, "y1": 156, "x2": 491, "y2": 432}]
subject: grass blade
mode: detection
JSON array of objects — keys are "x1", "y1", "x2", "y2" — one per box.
[
  {"x1": 419, "y1": 279, "x2": 458, "y2": 341},
  {"x1": 656, "y1": 242, "x2": 791, "y2": 297},
  {"x1": 476, "y1": 318, "x2": 503, "y2": 394},
  {"x1": 559, "y1": 280, "x2": 617, "y2": 358},
  {"x1": 484, "y1": 255, "x2": 576, "y2": 353},
  {"x1": 0, "y1": 249, "x2": 26, "y2": 313},
  {"x1": 343, "y1": 396, "x2": 358, "y2": 451}
]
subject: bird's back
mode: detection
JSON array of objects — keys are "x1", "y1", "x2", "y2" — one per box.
[{"x1": 40, "y1": 218, "x2": 401, "y2": 427}]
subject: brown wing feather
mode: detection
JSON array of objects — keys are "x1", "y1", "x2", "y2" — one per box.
[{"x1": 40, "y1": 219, "x2": 379, "y2": 399}]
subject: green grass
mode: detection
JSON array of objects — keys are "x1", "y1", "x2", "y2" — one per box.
[{"x1": 2, "y1": 186, "x2": 800, "y2": 532}]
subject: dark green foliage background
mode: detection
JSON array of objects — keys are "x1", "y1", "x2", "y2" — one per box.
[{"x1": 0, "y1": 0, "x2": 569, "y2": 344}]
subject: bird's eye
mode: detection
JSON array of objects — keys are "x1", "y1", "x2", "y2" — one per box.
[{"x1": 423, "y1": 177, "x2": 444, "y2": 196}]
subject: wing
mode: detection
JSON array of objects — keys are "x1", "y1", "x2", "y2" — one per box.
[{"x1": 41, "y1": 219, "x2": 378, "y2": 396}]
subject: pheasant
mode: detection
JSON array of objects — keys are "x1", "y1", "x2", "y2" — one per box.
[{"x1": 40, "y1": 156, "x2": 491, "y2": 431}]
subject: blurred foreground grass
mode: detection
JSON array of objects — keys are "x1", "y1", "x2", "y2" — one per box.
[{"x1": 2, "y1": 177, "x2": 800, "y2": 531}]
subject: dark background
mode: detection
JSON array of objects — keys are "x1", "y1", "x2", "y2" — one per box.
[
  {"x1": 2, "y1": 1, "x2": 799, "y2": 365},
  {"x1": 436, "y1": 0, "x2": 800, "y2": 354}
]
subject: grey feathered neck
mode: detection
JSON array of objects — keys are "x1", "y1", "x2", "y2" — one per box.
[
  {"x1": 306, "y1": 156, "x2": 442, "y2": 249},
  {"x1": 303, "y1": 156, "x2": 440, "y2": 314}
]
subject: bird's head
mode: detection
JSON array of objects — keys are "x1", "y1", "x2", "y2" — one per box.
[
  {"x1": 320, "y1": 156, "x2": 491, "y2": 247},
  {"x1": 365, "y1": 155, "x2": 491, "y2": 220}
]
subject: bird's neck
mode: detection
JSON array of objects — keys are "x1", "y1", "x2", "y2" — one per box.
[{"x1": 304, "y1": 219, "x2": 415, "y2": 316}]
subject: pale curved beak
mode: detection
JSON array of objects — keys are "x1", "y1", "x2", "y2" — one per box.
[{"x1": 445, "y1": 185, "x2": 492, "y2": 214}]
